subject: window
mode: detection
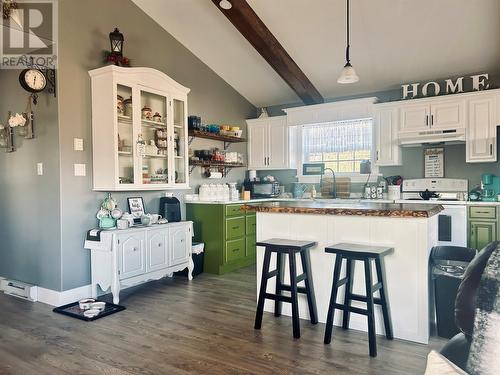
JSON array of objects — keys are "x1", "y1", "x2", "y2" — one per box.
[{"x1": 301, "y1": 118, "x2": 373, "y2": 174}]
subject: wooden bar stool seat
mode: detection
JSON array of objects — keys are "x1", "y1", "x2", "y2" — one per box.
[
  {"x1": 254, "y1": 238, "x2": 318, "y2": 339},
  {"x1": 323, "y1": 243, "x2": 394, "y2": 357}
]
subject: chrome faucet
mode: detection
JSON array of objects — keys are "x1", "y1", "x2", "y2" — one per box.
[{"x1": 320, "y1": 167, "x2": 337, "y2": 199}]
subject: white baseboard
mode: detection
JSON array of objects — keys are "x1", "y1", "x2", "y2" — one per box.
[
  {"x1": 37, "y1": 284, "x2": 92, "y2": 307},
  {"x1": 0, "y1": 275, "x2": 91, "y2": 307}
]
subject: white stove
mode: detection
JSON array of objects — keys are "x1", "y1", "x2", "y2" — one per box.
[
  {"x1": 398, "y1": 178, "x2": 468, "y2": 247},
  {"x1": 400, "y1": 178, "x2": 468, "y2": 202}
]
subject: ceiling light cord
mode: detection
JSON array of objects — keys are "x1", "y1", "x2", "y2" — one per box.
[
  {"x1": 337, "y1": 0, "x2": 359, "y2": 83},
  {"x1": 345, "y1": 0, "x2": 350, "y2": 65}
]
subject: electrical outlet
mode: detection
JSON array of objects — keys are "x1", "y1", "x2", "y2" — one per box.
[
  {"x1": 37, "y1": 162, "x2": 43, "y2": 175},
  {"x1": 74, "y1": 163, "x2": 86, "y2": 177},
  {"x1": 73, "y1": 138, "x2": 84, "y2": 151}
]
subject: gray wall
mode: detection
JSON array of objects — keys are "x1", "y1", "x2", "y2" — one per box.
[
  {"x1": 0, "y1": 70, "x2": 62, "y2": 290},
  {"x1": 57, "y1": 0, "x2": 255, "y2": 290}
]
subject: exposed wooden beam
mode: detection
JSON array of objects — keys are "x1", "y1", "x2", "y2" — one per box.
[{"x1": 212, "y1": 0, "x2": 324, "y2": 105}]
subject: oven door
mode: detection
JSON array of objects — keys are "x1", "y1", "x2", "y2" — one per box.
[{"x1": 436, "y1": 205, "x2": 467, "y2": 247}]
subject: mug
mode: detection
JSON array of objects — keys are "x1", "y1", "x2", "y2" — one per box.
[
  {"x1": 149, "y1": 214, "x2": 162, "y2": 224},
  {"x1": 121, "y1": 213, "x2": 135, "y2": 227},
  {"x1": 140, "y1": 214, "x2": 152, "y2": 226},
  {"x1": 117, "y1": 219, "x2": 129, "y2": 230},
  {"x1": 111, "y1": 208, "x2": 123, "y2": 219}
]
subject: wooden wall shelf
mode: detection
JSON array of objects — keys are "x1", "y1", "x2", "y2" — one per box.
[
  {"x1": 189, "y1": 160, "x2": 246, "y2": 177},
  {"x1": 188, "y1": 129, "x2": 246, "y2": 150}
]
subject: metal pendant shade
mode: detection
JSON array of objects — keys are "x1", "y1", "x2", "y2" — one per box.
[{"x1": 338, "y1": 0, "x2": 359, "y2": 84}]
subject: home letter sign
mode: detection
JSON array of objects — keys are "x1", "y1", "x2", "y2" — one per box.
[{"x1": 402, "y1": 74, "x2": 490, "y2": 99}]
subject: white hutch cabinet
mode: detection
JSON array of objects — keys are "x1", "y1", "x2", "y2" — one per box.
[
  {"x1": 89, "y1": 66, "x2": 190, "y2": 190},
  {"x1": 84, "y1": 222, "x2": 194, "y2": 304}
]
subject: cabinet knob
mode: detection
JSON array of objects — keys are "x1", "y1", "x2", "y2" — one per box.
[
  {"x1": 158, "y1": 243, "x2": 162, "y2": 247},
  {"x1": 133, "y1": 247, "x2": 137, "y2": 251}
]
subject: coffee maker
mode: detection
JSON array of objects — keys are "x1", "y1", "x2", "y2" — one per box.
[
  {"x1": 159, "y1": 193, "x2": 181, "y2": 222},
  {"x1": 481, "y1": 174, "x2": 500, "y2": 201}
]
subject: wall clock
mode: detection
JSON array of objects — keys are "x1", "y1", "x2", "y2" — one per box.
[{"x1": 19, "y1": 69, "x2": 47, "y2": 93}]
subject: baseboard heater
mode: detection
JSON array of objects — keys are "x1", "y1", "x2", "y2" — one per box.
[{"x1": 0, "y1": 278, "x2": 38, "y2": 301}]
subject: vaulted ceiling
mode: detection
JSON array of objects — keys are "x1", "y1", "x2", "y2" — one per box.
[{"x1": 133, "y1": 0, "x2": 500, "y2": 108}]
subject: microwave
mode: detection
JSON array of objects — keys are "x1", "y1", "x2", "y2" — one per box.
[{"x1": 248, "y1": 181, "x2": 280, "y2": 198}]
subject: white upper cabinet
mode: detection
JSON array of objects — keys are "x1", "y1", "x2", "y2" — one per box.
[
  {"x1": 247, "y1": 120, "x2": 268, "y2": 169},
  {"x1": 400, "y1": 103, "x2": 430, "y2": 132},
  {"x1": 89, "y1": 66, "x2": 190, "y2": 191},
  {"x1": 399, "y1": 98, "x2": 465, "y2": 133},
  {"x1": 373, "y1": 105, "x2": 401, "y2": 166},
  {"x1": 247, "y1": 116, "x2": 288, "y2": 170},
  {"x1": 466, "y1": 96, "x2": 497, "y2": 163},
  {"x1": 431, "y1": 100, "x2": 465, "y2": 130}
]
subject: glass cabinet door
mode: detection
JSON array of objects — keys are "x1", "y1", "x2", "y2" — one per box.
[
  {"x1": 172, "y1": 98, "x2": 187, "y2": 185},
  {"x1": 138, "y1": 88, "x2": 169, "y2": 186},
  {"x1": 117, "y1": 84, "x2": 135, "y2": 186}
]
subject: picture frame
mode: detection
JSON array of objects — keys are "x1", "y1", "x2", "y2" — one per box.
[
  {"x1": 424, "y1": 148, "x2": 444, "y2": 178},
  {"x1": 127, "y1": 197, "x2": 145, "y2": 223}
]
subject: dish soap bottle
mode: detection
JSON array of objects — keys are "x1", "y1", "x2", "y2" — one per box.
[{"x1": 311, "y1": 185, "x2": 317, "y2": 199}]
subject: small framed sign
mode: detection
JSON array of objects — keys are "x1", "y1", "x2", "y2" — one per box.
[
  {"x1": 302, "y1": 163, "x2": 325, "y2": 175},
  {"x1": 424, "y1": 148, "x2": 444, "y2": 178},
  {"x1": 127, "y1": 197, "x2": 145, "y2": 221}
]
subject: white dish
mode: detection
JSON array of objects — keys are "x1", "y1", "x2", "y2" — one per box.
[
  {"x1": 91, "y1": 302, "x2": 106, "y2": 311},
  {"x1": 83, "y1": 309, "x2": 100, "y2": 318},
  {"x1": 79, "y1": 298, "x2": 95, "y2": 310}
]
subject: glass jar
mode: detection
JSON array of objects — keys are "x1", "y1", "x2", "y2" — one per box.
[
  {"x1": 17, "y1": 125, "x2": 28, "y2": 137},
  {"x1": 0, "y1": 128, "x2": 7, "y2": 148}
]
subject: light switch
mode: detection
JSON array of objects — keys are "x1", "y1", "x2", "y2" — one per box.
[
  {"x1": 37, "y1": 162, "x2": 43, "y2": 175},
  {"x1": 73, "y1": 138, "x2": 84, "y2": 151},
  {"x1": 74, "y1": 163, "x2": 86, "y2": 176}
]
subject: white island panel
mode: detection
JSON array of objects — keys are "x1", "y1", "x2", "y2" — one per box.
[{"x1": 256, "y1": 212, "x2": 438, "y2": 344}]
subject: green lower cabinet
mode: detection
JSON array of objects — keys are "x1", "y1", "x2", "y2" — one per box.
[
  {"x1": 246, "y1": 235, "x2": 256, "y2": 257},
  {"x1": 186, "y1": 203, "x2": 257, "y2": 274},
  {"x1": 469, "y1": 221, "x2": 497, "y2": 251},
  {"x1": 468, "y1": 206, "x2": 500, "y2": 251},
  {"x1": 226, "y1": 238, "x2": 245, "y2": 262}
]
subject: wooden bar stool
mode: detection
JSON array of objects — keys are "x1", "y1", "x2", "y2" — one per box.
[
  {"x1": 323, "y1": 243, "x2": 394, "y2": 357},
  {"x1": 254, "y1": 238, "x2": 318, "y2": 339}
]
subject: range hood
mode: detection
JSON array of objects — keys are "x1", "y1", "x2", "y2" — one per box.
[{"x1": 398, "y1": 128, "x2": 466, "y2": 146}]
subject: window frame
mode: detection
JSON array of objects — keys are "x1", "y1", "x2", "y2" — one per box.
[{"x1": 295, "y1": 120, "x2": 380, "y2": 183}]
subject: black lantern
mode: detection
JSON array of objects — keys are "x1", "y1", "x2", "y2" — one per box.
[{"x1": 109, "y1": 27, "x2": 124, "y2": 57}]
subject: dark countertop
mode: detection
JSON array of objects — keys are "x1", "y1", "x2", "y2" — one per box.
[{"x1": 242, "y1": 201, "x2": 444, "y2": 218}]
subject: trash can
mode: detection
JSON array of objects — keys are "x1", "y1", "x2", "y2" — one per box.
[
  {"x1": 430, "y1": 246, "x2": 476, "y2": 339},
  {"x1": 175, "y1": 242, "x2": 204, "y2": 278}
]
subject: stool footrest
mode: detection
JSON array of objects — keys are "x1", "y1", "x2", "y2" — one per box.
[
  {"x1": 280, "y1": 285, "x2": 308, "y2": 294},
  {"x1": 334, "y1": 303, "x2": 368, "y2": 316},
  {"x1": 372, "y1": 282, "x2": 382, "y2": 293},
  {"x1": 265, "y1": 270, "x2": 279, "y2": 279},
  {"x1": 350, "y1": 293, "x2": 383, "y2": 305},
  {"x1": 335, "y1": 277, "x2": 348, "y2": 288},
  {"x1": 296, "y1": 273, "x2": 307, "y2": 283},
  {"x1": 264, "y1": 293, "x2": 293, "y2": 303}
]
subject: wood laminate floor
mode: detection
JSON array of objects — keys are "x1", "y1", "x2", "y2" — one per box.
[{"x1": 0, "y1": 266, "x2": 443, "y2": 374}]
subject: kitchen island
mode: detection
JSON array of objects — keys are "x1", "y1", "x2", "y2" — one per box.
[{"x1": 243, "y1": 200, "x2": 443, "y2": 344}]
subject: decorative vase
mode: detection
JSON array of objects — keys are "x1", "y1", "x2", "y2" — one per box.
[{"x1": 258, "y1": 107, "x2": 269, "y2": 118}]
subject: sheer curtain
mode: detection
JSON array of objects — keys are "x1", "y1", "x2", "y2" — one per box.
[{"x1": 302, "y1": 118, "x2": 373, "y2": 155}]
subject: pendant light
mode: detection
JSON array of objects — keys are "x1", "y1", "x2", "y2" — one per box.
[{"x1": 337, "y1": 0, "x2": 359, "y2": 84}]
